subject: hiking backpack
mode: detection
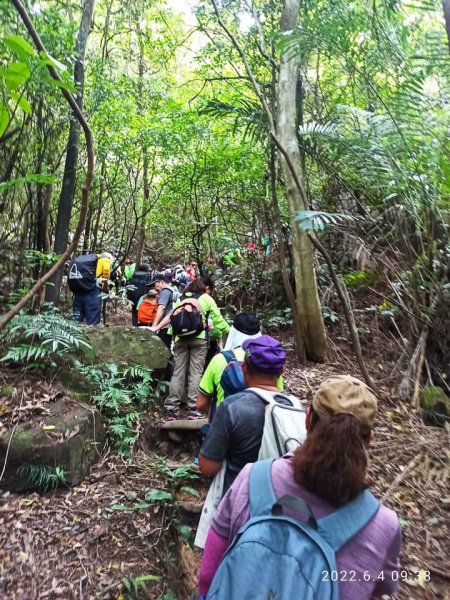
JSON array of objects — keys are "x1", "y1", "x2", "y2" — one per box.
[
  {"x1": 220, "y1": 350, "x2": 246, "y2": 397},
  {"x1": 137, "y1": 299, "x2": 158, "y2": 325},
  {"x1": 246, "y1": 387, "x2": 307, "y2": 459},
  {"x1": 68, "y1": 254, "x2": 97, "y2": 295},
  {"x1": 126, "y1": 271, "x2": 152, "y2": 305},
  {"x1": 170, "y1": 293, "x2": 205, "y2": 338},
  {"x1": 206, "y1": 459, "x2": 380, "y2": 600}
]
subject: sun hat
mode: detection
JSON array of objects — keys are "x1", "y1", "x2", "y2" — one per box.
[
  {"x1": 233, "y1": 312, "x2": 260, "y2": 335},
  {"x1": 242, "y1": 335, "x2": 286, "y2": 373},
  {"x1": 312, "y1": 375, "x2": 377, "y2": 432}
]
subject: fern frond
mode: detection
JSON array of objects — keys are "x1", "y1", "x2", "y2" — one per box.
[{"x1": 296, "y1": 210, "x2": 366, "y2": 232}]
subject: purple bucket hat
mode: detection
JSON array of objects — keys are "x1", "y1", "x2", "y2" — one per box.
[{"x1": 242, "y1": 335, "x2": 286, "y2": 373}]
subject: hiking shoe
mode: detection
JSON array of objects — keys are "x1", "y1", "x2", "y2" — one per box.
[
  {"x1": 187, "y1": 409, "x2": 203, "y2": 420},
  {"x1": 164, "y1": 409, "x2": 179, "y2": 422}
]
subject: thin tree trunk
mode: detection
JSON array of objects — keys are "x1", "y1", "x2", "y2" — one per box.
[
  {"x1": 443, "y1": 0, "x2": 450, "y2": 52},
  {"x1": 135, "y1": 32, "x2": 148, "y2": 266},
  {"x1": 276, "y1": 0, "x2": 328, "y2": 361},
  {"x1": 1, "y1": 0, "x2": 94, "y2": 331},
  {"x1": 42, "y1": 183, "x2": 52, "y2": 252},
  {"x1": 46, "y1": 0, "x2": 95, "y2": 305},
  {"x1": 135, "y1": 151, "x2": 148, "y2": 265},
  {"x1": 270, "y1": 144, "x2": 306, "y2": 364},
  {"x1": 91, "y1": 160, "x2": 105, "y2": 251}
]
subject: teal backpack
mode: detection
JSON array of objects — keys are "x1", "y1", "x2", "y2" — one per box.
[{"x1": 206, "y1": 459, "x2": 380, "y2": 600}]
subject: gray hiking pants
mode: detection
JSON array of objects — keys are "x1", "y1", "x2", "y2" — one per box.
[{"x1": 164, "y1": 337, "x2": 208, "y2": 410}]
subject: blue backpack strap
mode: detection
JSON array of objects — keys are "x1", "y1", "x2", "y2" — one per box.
[
  {"x1": 249, "y1": 459, "x2": 276, "y2": 518},
  {"x1": 316, "y1": 489, "x2": 380, "y2": 551},
  {"x1": 222, "y1": 350, "x2": 235, "y2": 364}
]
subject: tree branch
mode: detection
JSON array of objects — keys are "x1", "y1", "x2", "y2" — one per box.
[{"x1": 0, "y1": 0, "x2": 94, "y2": 331}]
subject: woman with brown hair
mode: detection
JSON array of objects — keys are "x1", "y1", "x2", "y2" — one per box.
[{"x1": 198, "y1": 375, "x2": 401, "y2": 599}]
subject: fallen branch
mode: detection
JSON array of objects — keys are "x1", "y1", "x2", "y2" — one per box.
[
  {"x1": 0, "y1": 0, "x2": 94, "y2": 332},
  {"x1": 426, "y1": 565, "x2": 450, "y2": 580},
  {"x1": 381, "y1": 454, "x2": 422, "y2": 502}
]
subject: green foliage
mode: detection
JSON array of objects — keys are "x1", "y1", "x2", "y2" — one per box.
[
  {"x1": 296, "y1": 210, "x2": 365, "y2": 232},
  {"x1": 76, "y1": 362, "x2": 154, "y2": 456},
  {"x1": 322, "y1": 306, "x2": 339, "y2": 324},
  {"x1": 154, "y1": 457, "x2": 199, "y2": 484},
  {"x1": 122, "y1": 573, "x2": 160, "y2": 599},
  {"x1": 157, "y1": 591, "x2": 177, "y2": 600},
  {"x1": 24, "y1": 250, "x2": 61, "y2": 269},
  {"x1": 343, "y1": 270, "x2": 378, "y2": 290},
  {"x1": 18, "y1": 464, "x2": 67, "y2": 492},
  {"x1": 1, "y1": 309, "x2": 90, "y2": 367},
  {"x1": 264, "y1": 308, "x2": 293, "y2": 329}
]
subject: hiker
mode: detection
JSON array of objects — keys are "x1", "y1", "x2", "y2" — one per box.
[
  {"x1": 136, "y1": 288, "x2": 158, "y2": 326},
  {"x1": 196, "y1": 311, "x2": 263, "y2": 419},
  {"x1": 201, "y1": 277, "x2": 221, "y2": 369},
  {"x1": 186, "y1": 260, "x2": 198, "y2": 281},
  {"x1": 194, "y1": 334, "x2": 302, "y2": 550},
  {"x1": 150, "y1": 273, "x2": 175, "y2": 359},
  {"x1": 123, "y1": 258, "x2": 136, "y2": 282},
  {"x1": 153, "y1": 278, "x2": 230, "y2": 420},
  {"x1": 126, "y1": 264, "x2": 152, "y2": 326},
  {"x1": 198, "y1": 335, "x2": 301, "y2": 494},
  {"x1": 69, "y1": 252, "x2": 112, "y2": 326},
  {"x1": 198, "y1": 375, "x2": 401, "y2": 600}
]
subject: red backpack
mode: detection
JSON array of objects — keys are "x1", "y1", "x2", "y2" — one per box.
[{"x1": 138, "y1": 299, "x2": 158, "y2": 325}]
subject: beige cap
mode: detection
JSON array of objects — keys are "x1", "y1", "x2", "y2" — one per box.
[{"x1": 312, "y1": 375, "x2": 377, "y2": 432}]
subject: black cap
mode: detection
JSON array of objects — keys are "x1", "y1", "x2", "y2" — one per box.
[
  {"x1": 233, "y1": 312, "x2": 260, "y2": 335},
  {"x1": 149, "y1": 273, "x2": 166, "y2": 286}
]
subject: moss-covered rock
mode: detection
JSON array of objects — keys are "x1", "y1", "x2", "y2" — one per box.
[
  {"x1": 83, "y1": 326, "x2": 169, "y2": 370},
  {"x1": 420, "y1": 386, "x2": 450, "y2": 427},
  {"x1": 0, "y1": 399, "x2": 105, "y2": 491}
]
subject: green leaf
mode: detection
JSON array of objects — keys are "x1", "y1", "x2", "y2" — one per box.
[
  {"x1": 144, "y1": 488, "x2": 173, "y2": 502},
  {"x1": 132, "y1": 502, "x2": 150, "y2": 510},
  {"x1": 0, "y1": 62, "x2": 31, "y2": 90},
  {"x1": 4, "y1": 35, "x2": 36, "y2": 59},
  {"x1": 176, "y1": 523, "x2": 193, "y2": 544},
  {"x1": 10, "y1": 92, "x2": 32, "y2": 115},
  {"x1": 110, "y1": 503, "x2": 131, "y2": 511},
  {"x1": 39, "y1": 51, "x2": 67, "y2": 72},
  {"x1": 0, "y1": 173, "x2": 55, "y2": 191},
  {"x1": 0, "y1": 101, "x2": 9, "y2": 137},
  {"x1": 180, "y1": 486, "x2": 200, "y2": 497},
  {"x1": 52, "y1": 79, "x2": 76, "y2": 92}
]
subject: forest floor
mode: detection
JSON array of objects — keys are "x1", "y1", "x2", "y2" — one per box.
[{"x1": 0, "y1": 302, "x2": 449, "y2": 599}]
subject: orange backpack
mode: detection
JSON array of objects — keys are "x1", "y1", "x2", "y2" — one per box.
[{"x1": 138, "y1": 299, "x2": 158, "y2": 325}]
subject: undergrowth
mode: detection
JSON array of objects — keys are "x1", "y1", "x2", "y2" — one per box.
[
  {"x1": 0, "y1": 307, "x2": 90, "y2": 368},
  {"x1": 18, "y1": 464, "x2": 68, "y2": 492},
  {"x1": 75, "y1": 362, "x2": 157, "y2": 456}
]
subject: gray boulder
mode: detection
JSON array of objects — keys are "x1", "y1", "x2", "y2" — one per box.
[
  {"x1": 0, "y1": 399, "x2": 105, "y2": 492},
  {"x1": 83, "y1": 326, "x2": 169, "y2": 370}
]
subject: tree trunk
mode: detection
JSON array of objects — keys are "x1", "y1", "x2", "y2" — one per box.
[
  {"x1": 443, "y1": 0, "x2": 450, "y2": 52},
  {"x1": 270, "y1": 144, "x2": 306, "y2": 364},
  {"x1": 276, "y1": 0, "x2": 328, "y2": 361},
  {"x1": 135, "y1": 32, "x2": 148, "y2": 266},
  {"x1": 46, "y1": 0, "x2": 95, "y2": 304}
]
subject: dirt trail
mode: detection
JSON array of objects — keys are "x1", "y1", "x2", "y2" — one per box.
[{"x1": 0, "y1": 309, "x2": 449, "y2": 598}]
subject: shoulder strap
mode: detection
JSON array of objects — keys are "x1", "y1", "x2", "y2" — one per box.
[
  {"x1": 249, "y1": 459, "x2": 276, "y2": 518},
  {"x1": 222, "y1": 350, "x2": 235, "y2": 364},
  {"x1": 246, "y1": 387, "x2": 293, "y2": 405},
  {"x1": 316, "y1": 489, "x2": 380, "y2": 551}
]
